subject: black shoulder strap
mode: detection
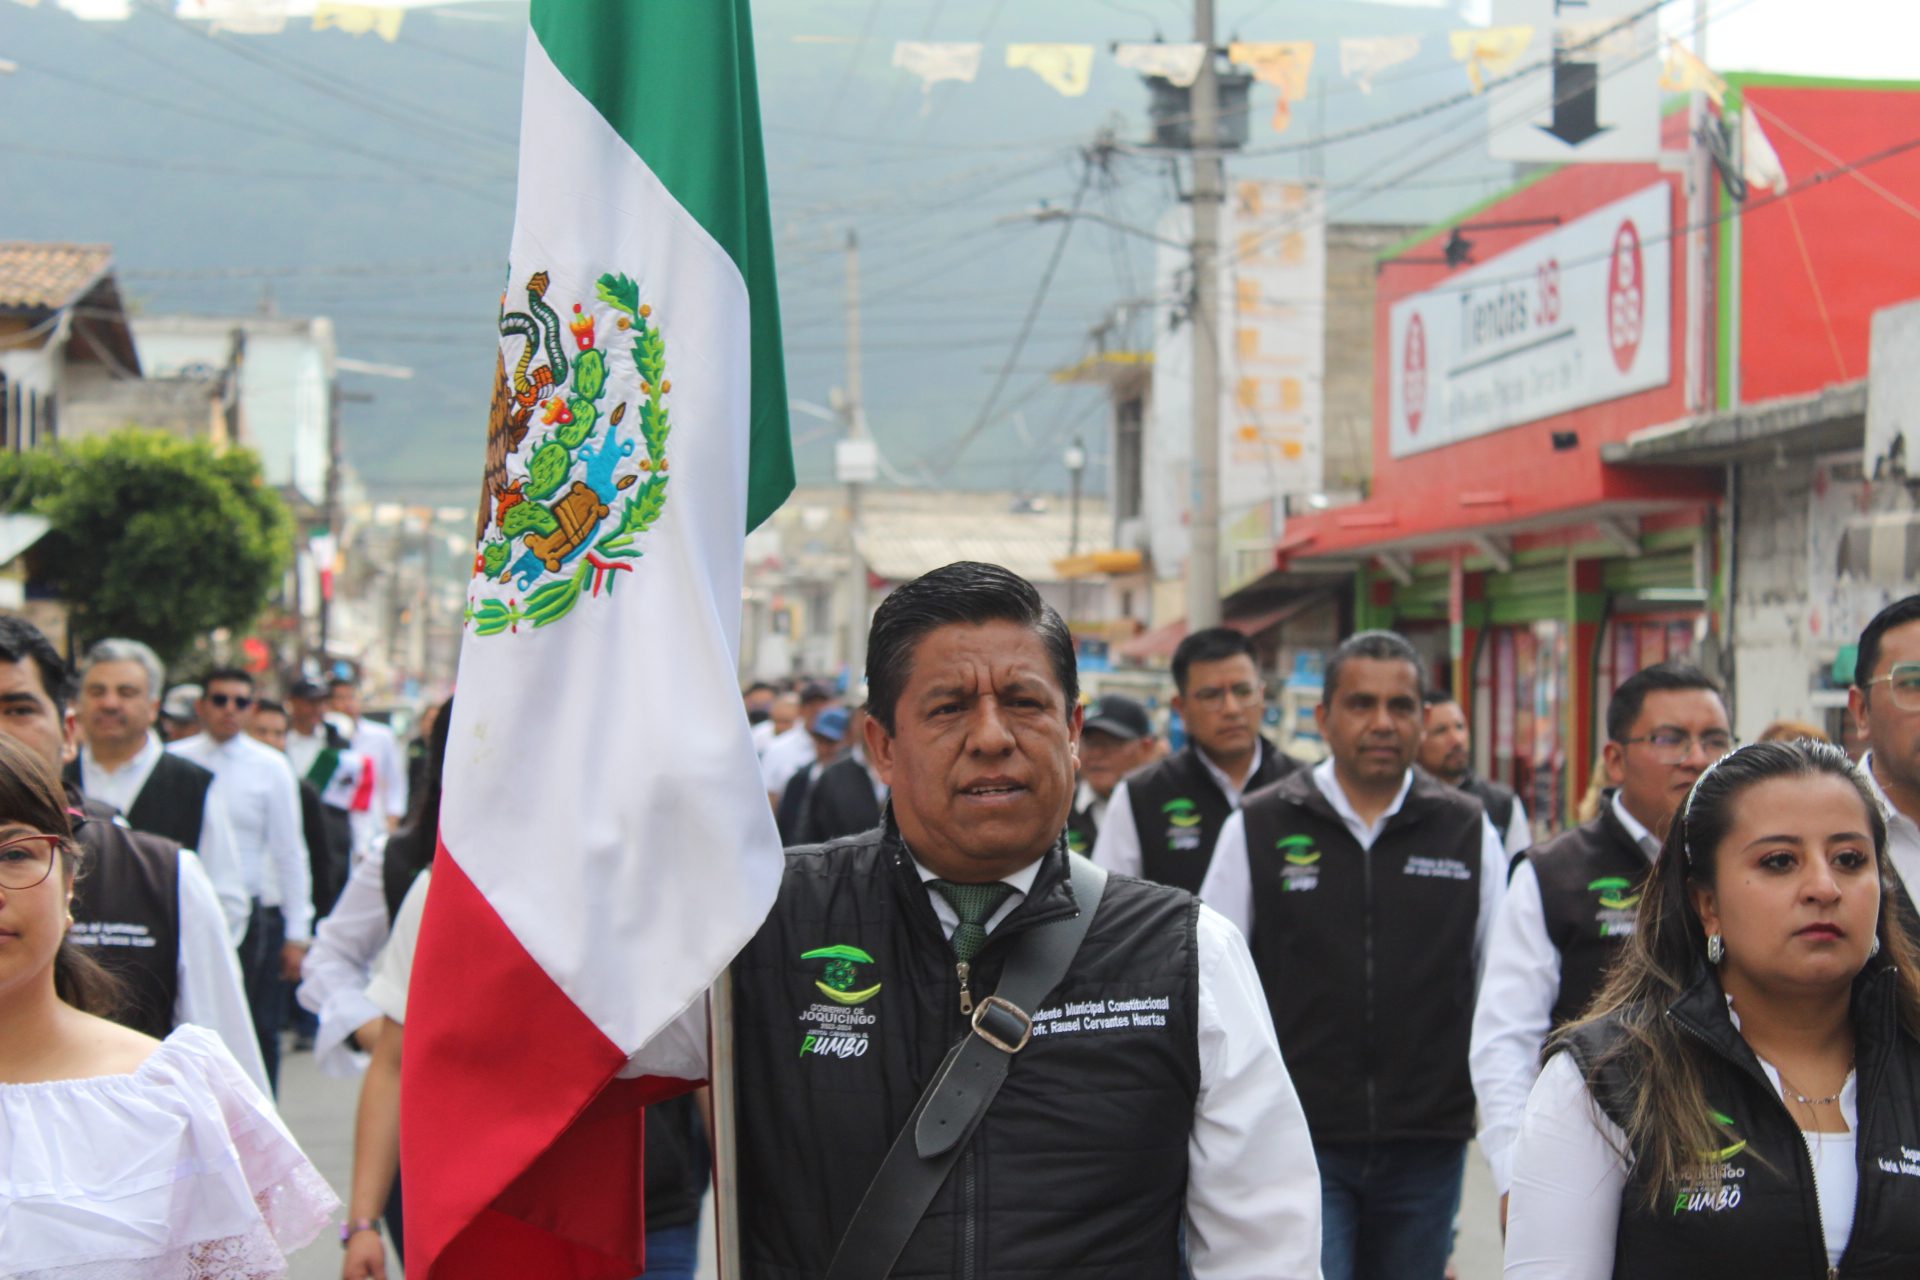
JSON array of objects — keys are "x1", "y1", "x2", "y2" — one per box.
[{"x1": 824, "y1": 853, "x2": 1109, "y2": 1280}]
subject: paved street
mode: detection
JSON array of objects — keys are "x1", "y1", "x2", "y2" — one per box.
[{"x1": 274, "y1": 1042, "x2": 1504, "y2": 1279}]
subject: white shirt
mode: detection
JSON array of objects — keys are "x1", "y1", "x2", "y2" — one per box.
[
  {"x1": 751, "y1": 718, "x2": 778, "y2": 758},
  {"x1": 1505, "y1": 1035, "x2": 1856, "y2": 1276},
  {"x1": 1502, "y1": 796, "x2": 1534, "y2": 859},
  {"x1": 340, "y1": 715, "x2": 408, "y2": 849},
  {"x1": 173, "y1": 849, "x2": 272, "y2": 1095},
  {"x1": 170, "y1": 732, "x2": 314, "y2": 942},
  {"x1": 1199, "y1": 760, "x2": 1505, "y2": 978},
  {"x1": 1470, "y1": 791, "x2": 1660, "y2": 1192},
  {"x1": 0, "y1": 1026, "x2": 339, "y2": 1274},
  {"x1": 625, "y1": 852, "x2": 1326, "y2": 1279},
  {"x1": 1861, "y1": 752, "x2": 1920, "y2": 892},
  {"x1": 284, "y1": 724, "x2": 326, "y2": 781},
  {"x1": 1073, "y1": 780, "x2": 1110, "y2": 831},
  {"x1": 760, "y1": 723, "x2": 817, "y2": 798},
  {"x1": 80, "y1": 732, "x2": 249, "y2": 945},
  {"x1": 297, "y1": 839, "x2": 391, "y2": 1078},
  {"x1": 366, "y1": 868, "x2": 431, "y2": 1025},
  {"x1": 1091, "y1": 741, "x2": 1267, "y2": 879}
]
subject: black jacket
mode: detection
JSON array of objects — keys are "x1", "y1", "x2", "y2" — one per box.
[
  {"x1": 733, "y1": 821, "x2": 1202, "y2": 1278},
  {"x1": 796, "y1": 754, "x2": 883, "y2": 846},
  {"x1": 67, "y1": 794, "x2": 181, "y2": 1039},
  {"x1": 1122, "y1": 741, "x2": 1299, "y2": 892},
  {"x1": 1459, "y1": 771, "x2": 1518, "y2": 839},
  {"x1": 66, "y1": 751, "x2": 214, "y2": 852},
  {"x1": 1561, "y1": 961, "x2": 1920, "y2": 1278},
  {"x1": 1240, "y1": 767, "x2": 1487, "y2": 1143}
]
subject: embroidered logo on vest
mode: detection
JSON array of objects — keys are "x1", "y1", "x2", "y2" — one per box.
[
  {"x1": 798, "y1": 944, "x2": 881, "y2": 1060},
  {"x1": 1670, "y1": 1111, "x2": 1749, "y2": 1215},
  {"x1": 1277, "y1": 834, "x2": 1321, "y2": 892},
  {"x1": 1066, "y1": 827, "x2": 1091, "y2": 855},
  {"x1": 1161, "y1": 798, "x2": 1203, "y2": 851},
  {"x1": 1589, "y1": 876, "x2": 1641, "y2": 937}
]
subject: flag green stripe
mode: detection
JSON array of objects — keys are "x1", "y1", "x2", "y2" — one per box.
[{"x1": 531, "y1": 0, "x2": 793, "y2": 531}]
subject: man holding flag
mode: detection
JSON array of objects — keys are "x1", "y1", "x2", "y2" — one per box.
[
  {"x1": 629, "y1": 562, "x2": 1326, "y2": 1278},
  {"x1": 399, "y1": 0, "x2": 792, "y2": 1273}
]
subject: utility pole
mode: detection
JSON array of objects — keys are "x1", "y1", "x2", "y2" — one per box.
[
  {"x1": 1187, "y1": 0, "x2": 1224, "y2": 631},
  {"x1": 841, "y1": 229, "x2": 871, "y2": 686},
  {"x1": 1684, "y1": 0, "x2": 1711, "y2": 413}
]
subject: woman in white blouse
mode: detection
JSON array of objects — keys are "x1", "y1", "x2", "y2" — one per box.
[
  {"x1": 1505, "y1": 738, "x2": 1920, "y2": 1278},
  {"x1": 0, "y1": 732, "x2": 339, "y2": 1277}
]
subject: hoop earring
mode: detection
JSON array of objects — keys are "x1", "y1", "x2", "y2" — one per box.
[{"x1": 1707, "y1": 934, "x2": 1725, "y2": 965}]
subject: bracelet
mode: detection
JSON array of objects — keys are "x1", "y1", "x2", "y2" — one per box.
[{"x1": 340, "y1": 1218, "x2": 382, "y2": 1247}]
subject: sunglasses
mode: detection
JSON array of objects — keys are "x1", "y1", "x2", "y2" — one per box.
[{"x1": 206, "y1": 693, "x2": 254, "y2": 710}]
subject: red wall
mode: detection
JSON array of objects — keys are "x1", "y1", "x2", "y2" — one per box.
[
  {"x1": 1735, "y1": 81, "x2": 1920, "y2": 402},
  {"x1": 1352, "y1": 159, "x2": 1703, "y2": 549}
]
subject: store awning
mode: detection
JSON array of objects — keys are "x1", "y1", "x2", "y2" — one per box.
[
  {"x1": 1602, "y1": 380, "x2": 1867, "y2": 467},
  {"x1": 1117, "y1": 595, "x2": 1322, "y2": 662}
]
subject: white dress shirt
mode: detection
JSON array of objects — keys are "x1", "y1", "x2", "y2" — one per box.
[
  {"x1": 1505, "y1": 1015, "x2": 1856, "y2": 1277},
  {"x1": 297, "y1": 840, "x2": 391, "y2": 1078},
  {"x1": 366, "y1": 868, "x2": 431, "y2": 1025},
  {"x1": 1503, "y1": 797, "x2": 1534, "y2": 859},
  {"x1": 339, "y1": 715, "x2": 408, "y2": 850},
  {"x1": 1091, "y1": 741, "x2": 1267, "y2": 879},
  {"x1": 1073, "y1": 780, "x2": 1110, "y2": 831},
  {"x1": 625, "y1": 849, "x2": 1325, "y2": 1280},
  {"x1": 1860, "y1": 752, "x2": 1920, "y2": 892},
  {"x1": 1470, "y1": 791, "x2": 1659, "y2": 1192},
  {"x1": 170, "y1": 732, "x2": 314, "y2": 942},
  {"x1": 760, "y1": 723, "x2": 817, "y2": 798},
  {"x1": 80, "y1": 733, "x2": 249, "y2": 945},
  {"x1": 1199, "y1": 760, "x2": 1505, "y2": 978},
  {"x1": 173, "y1": 849, "x2": 271, "y2": 1095}
]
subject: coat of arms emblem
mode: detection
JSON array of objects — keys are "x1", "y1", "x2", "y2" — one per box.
[{"x1": 467, "y1": 269, "x2": 671, "y2": 635}]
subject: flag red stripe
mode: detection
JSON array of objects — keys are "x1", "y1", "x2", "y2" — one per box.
[{"x1": 401, "y1": 842, "x2": 688, "y2": 1278}]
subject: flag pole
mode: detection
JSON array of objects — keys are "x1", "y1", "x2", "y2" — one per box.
[{"x1": 708, "y1": 966, "x2": 744, "y2": 1279}]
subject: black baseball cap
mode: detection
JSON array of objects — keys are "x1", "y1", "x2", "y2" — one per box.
[
  {"x1": 288, "y1": 678, "x2": 329, "y2": 701},
  {"x1": 1083, "y1": 694, "x2": 1151, "y2": 740}
]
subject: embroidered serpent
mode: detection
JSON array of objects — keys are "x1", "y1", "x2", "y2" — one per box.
[{"x1": 498, "y1": 270, "x2": 570, "y2": 407}]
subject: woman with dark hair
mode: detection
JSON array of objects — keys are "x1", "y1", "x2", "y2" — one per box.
[
  {"x1": 0, "y1": 733, "x2": 338, "y2": 1276},
  {"x1": 1504, "y1": 738, "x2": 1920, "y2": 1277}
]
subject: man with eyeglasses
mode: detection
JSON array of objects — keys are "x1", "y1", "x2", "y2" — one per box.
[
  {"x1": 1091, "y1": 628, "x2": 1299, "y2": 891},
  {"x1": 171, "y1": 666, "x2": 313, "y2": 1093},
  {"x1": 1469, "y1": 660, "x2": 1731, "y2": 1229},
  {"x1": 1850, "y1": 595, "x2": 1920, "y2": 892}
]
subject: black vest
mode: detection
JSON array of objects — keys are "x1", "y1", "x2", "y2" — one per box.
[
  {"x1": 1240, "y1": 768, "x2": 1486, "y2": 1144},
  {"x1": 1460, "y1": 772, "x2": 1517, "y2": 838},
  {"x1": 732, "y1": 825, "x2": 1202, "y2": 1279},
  {"x1": 1520, "y1": 804, "x2": 1653, "y2": 1029},
  {"x1": 1064, "y1": 796, "x2": 1099, "y2": 856},
  {"x1": 1123, "y1": 742, "x2": 1298, "y2": 893},
  {"x1": 1561, "y1": 964, "x2": 1920, "y2": 1278},
  {"x1": 61, "y1": 752, "x2": 215, "y2": 851},
  {"x1": 68, "y1": 798, "x2": 181, "y2": 1040}
]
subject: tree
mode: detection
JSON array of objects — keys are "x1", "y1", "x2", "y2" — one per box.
[{"x1": 0, "y1": 429, "x2": 294, "y2": 666}]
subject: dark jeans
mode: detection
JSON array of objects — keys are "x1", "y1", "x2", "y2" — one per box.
[
  {"x1": 239, "y1": 901, "x2": 285, "y2": 1095},
  {"x1": 634, "y1": 1222, "x2": 699, "y2": 1280},
  {"x1": 1317, "y1": 1138, "x2": 1467, "y2": 1280}
]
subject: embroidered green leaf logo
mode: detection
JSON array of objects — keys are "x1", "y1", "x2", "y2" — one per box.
[
  {"x1": 1162, "y1": 797, "x2": 1203, "y2": 829},
  {"x1": 1278, "y1": 834, "x2": 1321, "y2": 866},
  {"x1": 1706, "y1": 1109, "x2": 1748, "y2": 1161},
  {"x1": 1589, "y1": 876, "x2": 1641, "y2": 911},
  {"x1": 801, "y1": 944, "x2": 882, "y2": 1006}
]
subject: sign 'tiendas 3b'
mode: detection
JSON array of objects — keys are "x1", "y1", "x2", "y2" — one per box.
[{"x1": 1387, "y1": 182, "x2": 1672, "y2": 459}]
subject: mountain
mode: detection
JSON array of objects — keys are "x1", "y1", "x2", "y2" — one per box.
[{"x1": 2, "y1": 0, "x2": 1508, "y2": 505}]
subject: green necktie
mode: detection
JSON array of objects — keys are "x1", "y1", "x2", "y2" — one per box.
[{"x1": 930, "y1": 880, "x2": 1016, "y2": 965}]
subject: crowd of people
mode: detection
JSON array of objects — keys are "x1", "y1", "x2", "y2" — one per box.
[{"x1": 3, "y1": 572, "x2": 1919, "y2": 1278}]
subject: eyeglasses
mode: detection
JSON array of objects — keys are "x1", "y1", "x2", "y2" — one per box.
[
  {"x1": 1188, "y1": 681, "x2": 1264, "y2": 709},
  {"x1": 1617, "y1": 729, "x2": 1737, "y2": 764},
  {"x1": 0, "y1": 833, "x2": 62, "y2": 891},
  {"x1": 206, "y1": 693, "x2": 253, "y2": 710},
  {"x1": 1863, "y1": 662, "x2": 1920, "y2": 712}
]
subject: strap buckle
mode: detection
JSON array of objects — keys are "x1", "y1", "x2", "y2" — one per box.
[{"x1": 969, "y1": 995, "x2": 1033, "y2": 1053}]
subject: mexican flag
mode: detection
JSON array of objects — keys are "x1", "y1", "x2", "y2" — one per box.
[{"x1": 400, "y1": 1, "x2": 791, "y2": 1274}]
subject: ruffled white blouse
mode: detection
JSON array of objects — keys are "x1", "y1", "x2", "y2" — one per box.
[{"x1": 0, "y1": 1024, "x2": 340, "y2": 1278}]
